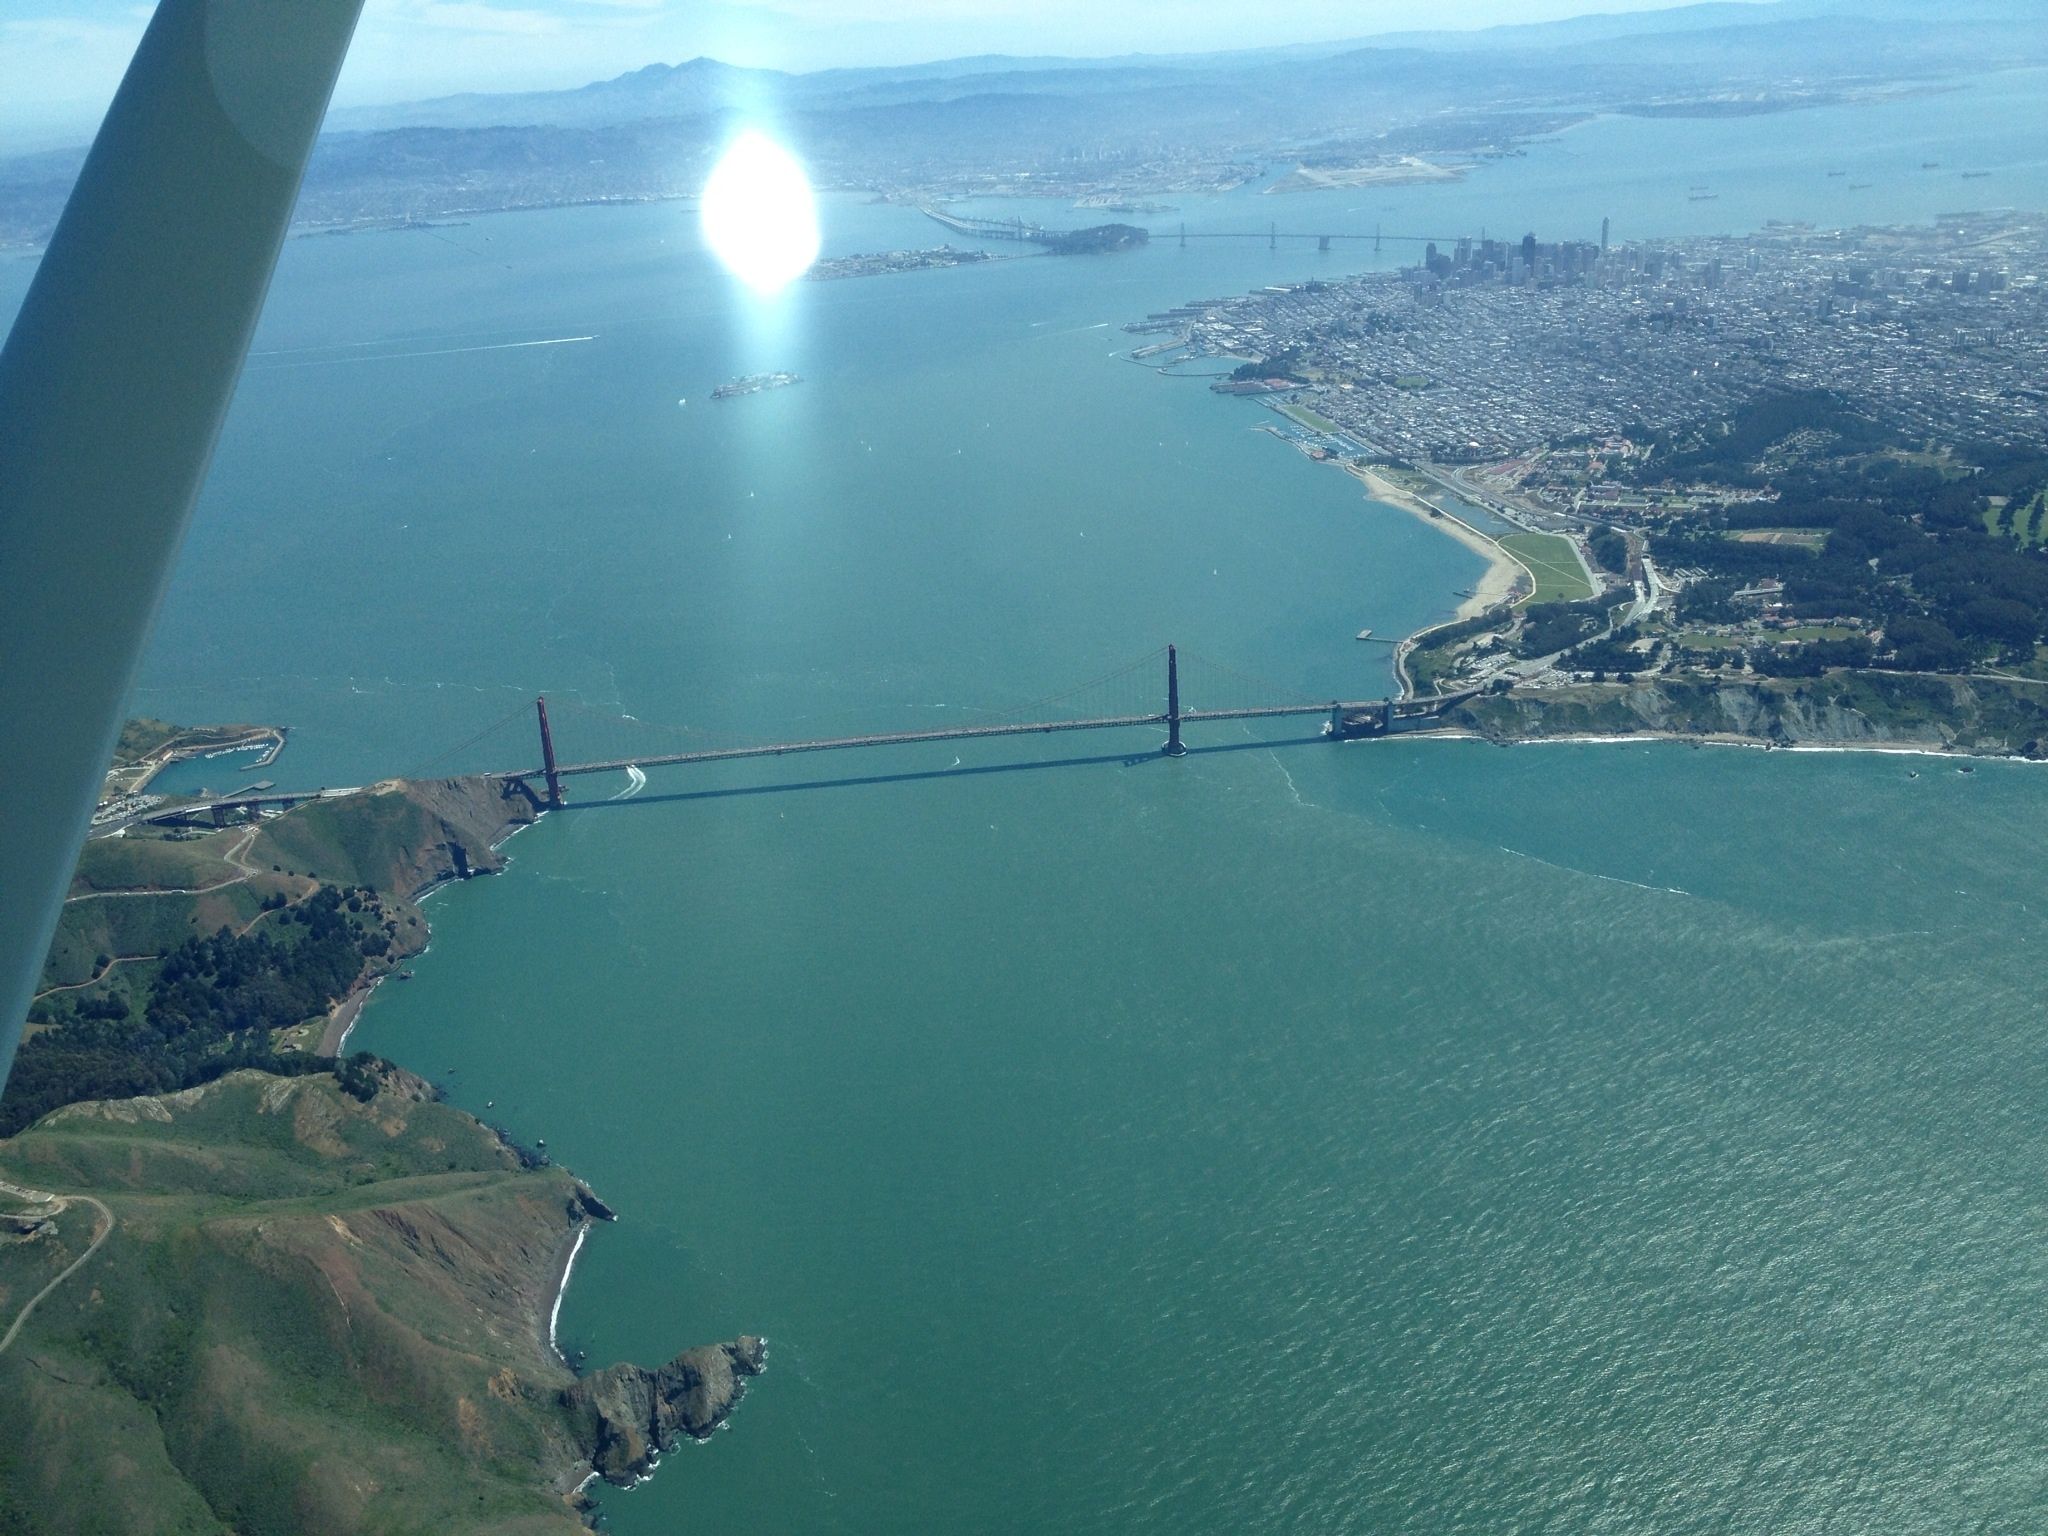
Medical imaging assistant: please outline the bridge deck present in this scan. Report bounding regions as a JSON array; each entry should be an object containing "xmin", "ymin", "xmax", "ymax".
[
  {"xmin": 536, "ymin": 700, "xmax": 1398, "ymax": 780},
  {"xmin": 1177, "ymin": 231, "xmax": 1458, "ymax": 243}
]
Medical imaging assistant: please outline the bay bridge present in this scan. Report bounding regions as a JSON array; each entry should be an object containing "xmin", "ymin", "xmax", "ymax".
[
  {"xmin": 146, "ymin": 646, "xmax": 1475, "ymax": 825},
  {"xmin": 1171, "ymin": 224, "xmax": 1467, "ymax": 254},
  {"xmin": 921, "ymin": 205, "xmax": 1467, "ymax": 257}
]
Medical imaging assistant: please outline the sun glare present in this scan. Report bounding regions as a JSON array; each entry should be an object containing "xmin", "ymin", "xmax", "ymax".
[{"xmin": 700, "ymin": 131, "xmax": 821, "ymax": 294}]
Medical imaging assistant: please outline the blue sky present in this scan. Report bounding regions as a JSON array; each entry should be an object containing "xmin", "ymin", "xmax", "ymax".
[{"xmin": 2, "ymin": 0, "xmax": 1774, "ymax": 146}]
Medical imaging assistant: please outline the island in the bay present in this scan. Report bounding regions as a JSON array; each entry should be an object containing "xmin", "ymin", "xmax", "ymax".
[
  {"xmin": 1, "ymin": 756, "xmax": 764, "ymax": 1533},
  {"xmin": 1134, "ymin": 210, "xmax": 2048, "ymax": 757},
  {"xmin": 711, "ymin": 370, "xmax": 800, "ymax": 400},
  {"xmin": 809, "ymin": 243, "xmax": 1001, "ymax": 280}
]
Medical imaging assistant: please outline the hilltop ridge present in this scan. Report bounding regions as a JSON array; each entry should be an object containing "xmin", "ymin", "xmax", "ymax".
[{"xmin": 0, "ymin": 1069, "xmax": 761, "ymax": 1534}]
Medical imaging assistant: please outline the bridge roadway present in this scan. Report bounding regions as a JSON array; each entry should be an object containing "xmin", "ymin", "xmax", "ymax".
[
  {"xmin": 1175, "ymin": 231, "xmax": 1462, "ymax": 245},
  {"xmin": 919, "ymin": 206, "xmax": 1464, "ymax": 249},
  {"xmin": 538, "ymin": 700, "xmax": 1397, "ymax": 781},
  {"xmin": 129, "ymin": 681, "xmax": 1475, "ymax": 825}
]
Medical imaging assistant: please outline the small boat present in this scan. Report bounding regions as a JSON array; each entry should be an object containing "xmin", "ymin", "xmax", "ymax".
[
  {"xmin": 1355, "ymin": 628, "xmax": 1374, "ymax": 641},
  {"xmin": 398, "ymin": 969, "xmax": 415, "ymax": 980}
]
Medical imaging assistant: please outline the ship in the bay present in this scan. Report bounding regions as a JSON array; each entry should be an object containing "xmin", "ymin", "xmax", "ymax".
[{"xmin": 711, "ymin": 371, "xmax": 801, "ymax": 400}]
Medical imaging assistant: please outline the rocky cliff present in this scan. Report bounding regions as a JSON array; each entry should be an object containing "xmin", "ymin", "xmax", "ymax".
[
  {"xmin": 1449, "ymin": 672, "xmax": 2048, "ymax": 757},
  {"xmin": 561, "ymin": 1336, "xmax": 768, "ymax": 1484},
  {"xmin": 252, "ymin": 774, "xmax": 540, "ymax": 899}
]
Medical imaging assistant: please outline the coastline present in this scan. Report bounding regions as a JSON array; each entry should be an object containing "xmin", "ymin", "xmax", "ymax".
[
  {"xmin": 322, "ymin": 789, "xmax": 550, "ymax": 1057},
  {"xmin": 318, "ymin": 973, "xmax": 384, "ymax": 1057},
  {"xmin": 1386, "ymin": 725, "xmax": 2048, "ymax": 760},
  {"xmin": 1343, "ymin": 462, "xmax": 1524, "ymax": 620},
  {"xmin": 548, "ymin": 1218, "xmax": 592, "ymax": 1362},
  {"xmin": 1433, "ymin": 672, "xmax": 2048, "ymax": 760}
]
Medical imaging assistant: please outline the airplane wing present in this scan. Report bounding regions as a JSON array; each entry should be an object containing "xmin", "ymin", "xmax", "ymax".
[{"xmin": 0, "ymin": 0, "xmax": 365, "ymax": 1090}]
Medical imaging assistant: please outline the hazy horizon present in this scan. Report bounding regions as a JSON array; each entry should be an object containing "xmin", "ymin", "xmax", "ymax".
[{"xmin": 3, "ymin": 0, "xmax": 1783, "ymax": 150}]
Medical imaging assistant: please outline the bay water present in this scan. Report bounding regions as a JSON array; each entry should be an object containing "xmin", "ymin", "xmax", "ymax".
[{"xmin": 4, "ymin": 65, "xmax": 2045, "ymax": 1532}]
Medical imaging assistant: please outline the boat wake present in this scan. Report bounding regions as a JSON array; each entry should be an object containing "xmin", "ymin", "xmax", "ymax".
[
  {"xmin": 252, "ymin": 334, "xmax": 596, "ymax": 370},
  {"xmin": 610, "ymin": 764, "xmax": 648, "ymax": 800},
  {"xmin": 1499, "ymin": 844, "xmax": 1689, "ymax": 897}
]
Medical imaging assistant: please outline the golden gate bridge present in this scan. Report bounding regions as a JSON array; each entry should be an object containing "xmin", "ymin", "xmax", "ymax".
[{"xmin": 147, "ymin": 646, "xmax": 1475, "ymax": 824}]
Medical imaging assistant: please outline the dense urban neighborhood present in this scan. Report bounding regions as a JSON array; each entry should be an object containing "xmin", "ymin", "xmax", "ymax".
[
  {"xmin": 1149, "ymin": 211, "xmax": 2047, "ymax": 462},
  {"xmin": 1138, "ymin": 212, "xmax": 2048, "ymax": 727}
]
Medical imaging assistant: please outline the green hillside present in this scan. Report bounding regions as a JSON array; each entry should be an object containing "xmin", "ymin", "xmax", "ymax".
[
  {"xmin": 0, "ymin": 1070, "xmax": 604, "ymax": 1535},
  {"xmin": 0, "ymin": 1069, "xmax": 761, "ymax": 1535},
  {"xmin": 19, "ymin": 776, "xmax": 536, "ymax": 1134},
  {"xmin": 3, "ymin": 770, "xmax": 761, "ymax": 1533}
]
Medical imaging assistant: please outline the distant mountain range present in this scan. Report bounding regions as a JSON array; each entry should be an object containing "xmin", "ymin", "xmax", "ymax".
[
  {"xmin": 320, "ymin": 0, "xmax": 2048, "ymax": 134},
  {"xmin": 3, "ymin": 0, "xmax": 2044, "ymax": 248}
]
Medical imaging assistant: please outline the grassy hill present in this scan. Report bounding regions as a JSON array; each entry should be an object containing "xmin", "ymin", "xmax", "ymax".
[
  {"xmin": 0, "ymin": 1069, "xmax": 759, "ymax": 1535},
  {"xmin": 3, "ymin": 769, "xmax": 763, "ymax": 1531},
  {"xmin": 251, "ymin": 778, "xmax": 537, "ymax": 900},
  {"xmin": 0, "ymin": 1070, "xmax": 599, "ymax": 1534},
  {"xmin": 30, "ymin": 772, "xmax": 532, "ymax": 1043}
]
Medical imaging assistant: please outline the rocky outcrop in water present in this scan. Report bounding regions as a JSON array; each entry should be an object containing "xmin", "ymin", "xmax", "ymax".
[{"xmin": 561, "ymin": 1336, "xmax": 768, "ymax": 1484}]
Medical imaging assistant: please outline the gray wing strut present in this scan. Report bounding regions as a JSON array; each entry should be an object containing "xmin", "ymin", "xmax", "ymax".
[{"xmin": 0, "ymin": 0, "xmax": 366, "ymax": 1092}]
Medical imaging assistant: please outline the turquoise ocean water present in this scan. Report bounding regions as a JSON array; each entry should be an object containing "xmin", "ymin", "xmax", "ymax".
[{"xmin": 5, "ymin": 66, "xmax": 2046, "ymax": 1533}]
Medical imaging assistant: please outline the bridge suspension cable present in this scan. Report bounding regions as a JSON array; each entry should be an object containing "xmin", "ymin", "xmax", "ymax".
[
  {"xmin": 402, "ymin": 700, "xmax": 536, "ymax": 781},
  {"xmin": 1172, "ymin": 648, "xmax": 1331, "ymax": 716},
  {"xmin": 955, "ymin": 645, "xmax": 1169, "ymax": 727}
]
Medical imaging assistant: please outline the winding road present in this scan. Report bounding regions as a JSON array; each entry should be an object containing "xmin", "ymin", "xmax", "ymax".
[{"xmin": 0, "ymin": 1180, "xmax": 114, "ymax": 1355}]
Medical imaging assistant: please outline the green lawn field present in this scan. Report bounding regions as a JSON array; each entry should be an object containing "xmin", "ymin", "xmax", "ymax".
[{"xmin": 1501, "ymin": 531, "xmax": 1595, "ymax": 605}]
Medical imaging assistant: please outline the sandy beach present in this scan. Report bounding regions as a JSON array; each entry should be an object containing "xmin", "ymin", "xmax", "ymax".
[
  {"xmin": 317, "ymin": 971, "xmax": 386, "ymax": 1057},
  {"xmin": 1344, "ymin": 462, "xmax": 1524, "ymax": 619}
]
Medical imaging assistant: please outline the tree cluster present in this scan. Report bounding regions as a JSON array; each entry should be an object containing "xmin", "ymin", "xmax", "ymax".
[
  {"xmin": 1630, "ymin": 395, "xmax": 2048, "ymax": 668},
  {"xmin": 2, "ymin": 886, "xmax": 383, "ymax": 1136},
  {"xmin": 1516, "ymin": 595, "xmax": 1628, "ymax": 657}
]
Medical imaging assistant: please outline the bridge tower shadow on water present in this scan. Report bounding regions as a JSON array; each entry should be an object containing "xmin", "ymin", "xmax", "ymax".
[
  {"xmin": 136, "ymin": 647, "xmax": 1474, "ymax": 827},
  {"xmin": 483, "ymin": 646, "xmax": 1474, "ymax": 808}
]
